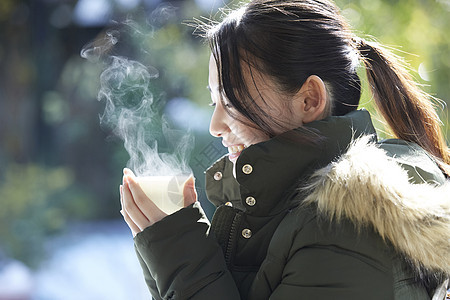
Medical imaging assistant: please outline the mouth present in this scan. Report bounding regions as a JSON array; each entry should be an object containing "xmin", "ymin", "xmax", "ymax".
[{"xmin": 227, "ymin": 144, "xmax": 246, "ymax": 162}]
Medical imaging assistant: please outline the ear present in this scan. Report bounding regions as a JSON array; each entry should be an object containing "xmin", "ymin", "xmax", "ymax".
[{"xmin": 296, "ymin": 75, "xmax": 328, "ymax": 123}]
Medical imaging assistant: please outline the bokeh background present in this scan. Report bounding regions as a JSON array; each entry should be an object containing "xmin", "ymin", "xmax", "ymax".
[{"xmin": 0, "ymin": 0, "xmax": 448, "ymax": 298}]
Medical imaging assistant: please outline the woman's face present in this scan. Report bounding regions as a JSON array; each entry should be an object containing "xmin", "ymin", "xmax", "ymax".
[{"xmin": 208, "ymin": 54, "xmax": 306, "ymax": 164}]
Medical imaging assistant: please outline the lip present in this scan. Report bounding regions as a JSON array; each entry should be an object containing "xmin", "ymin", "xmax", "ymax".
[{"xmin": 228, "ymin": 154, "xmax": 239, "ymax": 163}]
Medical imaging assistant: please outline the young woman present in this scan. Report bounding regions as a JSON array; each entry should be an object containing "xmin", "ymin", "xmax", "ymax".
[{"xmin": 120, "ymin": 0, "xmax": 450, "ymax": 299}]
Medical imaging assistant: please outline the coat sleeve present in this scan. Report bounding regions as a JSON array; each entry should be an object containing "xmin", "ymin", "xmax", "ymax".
[
  {"xmin": 134, "ymin": 247, "xmax": 162, "ymax": 300},
  {"xmin": 134, "ymin": 202, "xmax": 240, "ymax": 300}
]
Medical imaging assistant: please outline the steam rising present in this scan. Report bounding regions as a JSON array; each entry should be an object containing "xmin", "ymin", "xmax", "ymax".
[
  {"xmin": 80, "ymin": 30, "xmax": 120, "ymax": 63},
  {"xmin": 81, "ymin": 22, "xmax": 193, "ymax": 177}
]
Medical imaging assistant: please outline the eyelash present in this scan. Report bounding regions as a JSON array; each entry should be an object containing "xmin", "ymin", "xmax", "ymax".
[{"xmin": 209, "ymin": 102, "xmax": 233, "ymax": 108}]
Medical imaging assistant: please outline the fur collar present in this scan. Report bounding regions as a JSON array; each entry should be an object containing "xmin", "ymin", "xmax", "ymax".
[{"xmin": 303, "ymin": 136, "xmax": 450, "ymax": 275}]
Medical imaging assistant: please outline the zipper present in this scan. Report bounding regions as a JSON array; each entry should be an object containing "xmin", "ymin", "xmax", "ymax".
[{"xmin": 224, "ymin": 211, "xmax": 243, "ymax": 267}]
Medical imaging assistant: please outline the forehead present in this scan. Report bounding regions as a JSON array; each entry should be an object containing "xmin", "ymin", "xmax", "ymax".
[{"xmin": 208, "ymin": 54, "xmax": 219, "ymax": 87}]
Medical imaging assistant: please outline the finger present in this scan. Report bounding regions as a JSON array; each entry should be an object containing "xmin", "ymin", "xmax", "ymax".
[
  {"xmin": 122, "ymin": 168, "xmax": 135, "ymax": 187},
  {"xmin": 126, "ymin": 175, "xmax": 167, "ymax": 223},
  {"xmin": 183, "ymin": 176, "xmax": 197, "ymax": 207},
  {"xmin": 119, "ymin": 185, "xmax": 140, "ymax": 236},
  {"xmin": 119, "ymin": 184, "xmax": 124, "ymax": 208},
  {"xmin": 122, "ymin": 178, "xmax": 152, "ymax": 230},
  {"xmin": 123, "ymin": 168, "xmax": 136, "ymax": 177},
  {"xmin": 120, "ymin": 209, "xmax": 140, "ymax": 237}
]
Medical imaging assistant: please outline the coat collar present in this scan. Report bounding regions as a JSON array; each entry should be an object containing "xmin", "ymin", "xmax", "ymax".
[{"xmin": 206, "ymin": 109, "xmax": 377, "ymax": 216}]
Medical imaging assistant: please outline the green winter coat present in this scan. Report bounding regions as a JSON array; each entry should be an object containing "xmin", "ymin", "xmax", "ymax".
[{"xmin": 134, "ymin": 109, "xmax": 450, "ymax": 300}]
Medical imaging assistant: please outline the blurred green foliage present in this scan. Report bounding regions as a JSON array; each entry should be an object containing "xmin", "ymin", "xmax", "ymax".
[
  {"xmin": 336, "ymin": 0, "xmax": 450, "ymax": 138},
  {"xmin": 0, "ymin": 164, "xmax": 96, "ymax": 268}
]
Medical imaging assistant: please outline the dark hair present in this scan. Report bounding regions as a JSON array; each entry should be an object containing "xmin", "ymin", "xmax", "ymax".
[
  {"xmin": 355, "ymin": 38, "xmax": 450, "ymax": 174},
  {"xmin": 202, "ymin": 0, "xmax": 450, "ymax": 174}
]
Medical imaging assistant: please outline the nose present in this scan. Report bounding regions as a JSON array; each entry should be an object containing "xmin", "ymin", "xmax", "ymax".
[{"xmin": 209, "ymin": 102, "xmax": 230, "ymax": 138}]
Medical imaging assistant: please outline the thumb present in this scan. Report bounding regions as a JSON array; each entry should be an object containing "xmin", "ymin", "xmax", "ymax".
[{"xmin": 183, "ymin": 176, "xmax": 197, "ymax": 207}]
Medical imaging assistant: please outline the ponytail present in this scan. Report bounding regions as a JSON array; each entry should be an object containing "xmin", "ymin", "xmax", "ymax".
[{"xmin": 355, "ymin": 38, "xmax": 450, "ymax": 176}]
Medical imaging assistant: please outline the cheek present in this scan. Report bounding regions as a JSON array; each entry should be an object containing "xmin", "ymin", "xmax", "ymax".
[
  {"xmin": 226, "ymin": 114, "xmax": 270, "ymax": 145},
  {"xmin": 233, "ymin": 123, "xmax": 269, "ymax": 144}
]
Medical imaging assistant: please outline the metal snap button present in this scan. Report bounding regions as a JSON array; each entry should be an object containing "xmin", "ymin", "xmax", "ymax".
[
  {"xmin": 225, "ymin": 201, "xmax": 233, "ymax": 207},
  {"xmin": 213, "ymin": 171, "xmax": 223, "ymax": 181},
  {"xmin": 245, "ymin": 196, "xmax": 256, "ymax": 206},
  {"xmin": 242, "ymin": 164, "xmax": 253, "ymax": 174},
  {"xmin": 241, "ymin": 228, "xmax": 252, "ymax": 239}
]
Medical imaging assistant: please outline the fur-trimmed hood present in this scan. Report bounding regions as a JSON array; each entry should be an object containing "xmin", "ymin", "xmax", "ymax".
[{"xmin": 303, "ymin": 136, "xmax": 450, "ymax": 276}]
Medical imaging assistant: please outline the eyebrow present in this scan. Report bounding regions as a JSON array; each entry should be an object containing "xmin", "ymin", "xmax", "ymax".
[{"xmin": 207, "ymin": 85, "xmax": 224, "ymax": 93}]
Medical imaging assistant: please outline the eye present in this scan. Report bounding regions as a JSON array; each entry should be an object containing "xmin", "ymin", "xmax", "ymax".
[{"xmin": 209, "ymin": 102, "xmax": 216, "ymax": 107}]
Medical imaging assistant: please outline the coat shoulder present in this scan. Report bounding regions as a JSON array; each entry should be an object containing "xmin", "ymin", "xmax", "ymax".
[{"xmin": 378, "ymin": 138, "xmax": 446, "ymax": 185}]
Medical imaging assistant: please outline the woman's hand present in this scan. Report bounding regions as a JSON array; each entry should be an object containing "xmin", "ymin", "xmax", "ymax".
[{"xmin": 119, "ymin": 168, "xmax": 197, "ymax": 237}]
